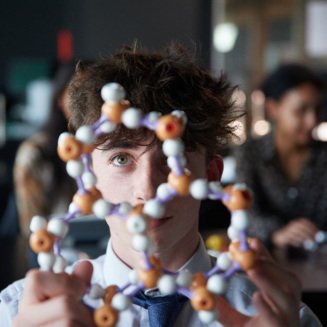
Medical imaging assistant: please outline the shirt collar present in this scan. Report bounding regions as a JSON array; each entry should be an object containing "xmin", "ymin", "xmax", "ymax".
[{"xmin": 102, "ymin": 236, "xmax": 212, "ymax": 288}]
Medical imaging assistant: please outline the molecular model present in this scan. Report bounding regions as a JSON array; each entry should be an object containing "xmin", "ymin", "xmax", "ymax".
[{"xmin": 29, "ymin": 83, "xmax": 256, "ymax": 327}]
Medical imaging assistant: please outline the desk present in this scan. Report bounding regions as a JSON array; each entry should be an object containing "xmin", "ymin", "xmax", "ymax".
[
  {"xmin": 272, "ymin": 246, "xmax": 327, "ymax": 325},
  {"xmin": 273, "ymin": 245, "xmax": 327, "ymax": 292}
]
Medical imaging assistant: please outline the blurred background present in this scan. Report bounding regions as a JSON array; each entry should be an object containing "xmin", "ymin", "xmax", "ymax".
[{"xmin": 1, "ymin": 0, "xmax": 327, "ymax": 323}]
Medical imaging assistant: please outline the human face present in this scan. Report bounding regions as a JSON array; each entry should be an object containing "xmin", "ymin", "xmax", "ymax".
[
  {"xmin": 270, "ymin": 83, "xmax": 321, "ymax": 146},
  {"xmin": 92, "ymin": 138, "xmax": 207, "ymax": 262}
]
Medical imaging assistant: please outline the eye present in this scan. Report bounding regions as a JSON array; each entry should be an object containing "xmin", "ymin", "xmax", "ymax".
[{"xmin": 110, "ymin": 153, "xmax": 132, "ymax": 167}]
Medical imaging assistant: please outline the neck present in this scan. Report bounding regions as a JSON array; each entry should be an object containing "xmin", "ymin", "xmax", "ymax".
[
  {"xmin": 151, "ymin": 229, "xmax": 200, "ymax": 271},
  {"xmin": 111, "ymin": 224, "xmax": 200, "ymax": 272}
]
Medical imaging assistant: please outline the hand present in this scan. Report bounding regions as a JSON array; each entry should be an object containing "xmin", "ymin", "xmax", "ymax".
[
  {"xmin": 216, "ymin": 239, "xmax": 301, "ymax": 327},
  {"xmin": 13, "ymin": 261, "xmax": 95, "ymax": 327},
  {"xmin": 272, "ymin": 218, "xmax": 318, "ymax": 247}
]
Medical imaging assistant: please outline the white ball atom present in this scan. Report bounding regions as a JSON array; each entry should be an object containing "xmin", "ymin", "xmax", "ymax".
[
  {"xmin": 47, "ymin": 218, "xmax": 69, "ymax": 238},
  {"xmin": 171, "ymin": 110, "xmax": 187, "ymax": 124},
  {"xmin": 82, "ymin": 171, "xmax": 97, "ymax": 189},
  {"xmin": 143, "ymin": 199, "xmax": 165, "ymax": 219},
  {"xmin": 111, "ymin": 293, "xmax": 131, "ymax": 311},
  {"xmin": 147, "ymin": 111, "xmax": 161, "ymax": 124},
  {"xmin": 156, "ymin": 183, "xmax": 174, "ymax": 201},
  {"xmin": 75, "ymin": 125, "xmax": 96, "ymax": 144},
  {"xmin": 198, "ymin": 310, "xmax": 217, "ymax": 324},
  {"xmin": 227, "ymin": 226, "xmax": 240, "ymax": 241},
  {"xmin": 126, "ymin": 215, "xmax": 147, "ymax": 234},
  {"xmin": 176, "ymin": 270, "xmax": 192, "ymax": 288},
  {"xmin": 128, "ymin": 269, "xmax": 138, "ymax": 284},
  {"xmin": 122, "ymin": 108, "xmax": 142, "ymax": 129},
  {"xmin": 167, "ymin": 155, "xmax": 186, "ymax": 170},
  {"xmin": 69, "ymin": 202, "xmax": 80, "ymax": 214},
  {"xmin": 208, "ymin": 181, "xmax": 223, "ymax": 200},
  {"xmin": 231, "ymin": 210, "xmax": 250, "ymax": 230},
  {"xmin": 89, "ymin": 283, "xmax": 106, "ymax": 299},
  {"xmin": 315, "ymin": 231, "xmax": 327, "ymax": 243},
  {"xmin": 303, "ymin": 239, "xmax": 317, "ymax": 251},
  {"xmin": 190, "ymin": 179, "xmax": 209, "ymax": 200},
  {"xmin": 207, "ymin": 275, "xmax": 226, "ymax": 295},
  {"xmin": 38, "ymin": 252, "xmax": 55, "ymax": 270},
  {"xmin": 233, "ymin": 183, "xmax": 248, "ymax": 191},
  {"xmin": 53, "ymin": 256, "xmax": 68, "ymax": 273},
  {"xmin": 101, "ymin": 83, "xmax": 125, "ymax": 103},
  {"xmin": 30, "ymin": 215, "xmax": 47, "ymax": 232},
  {"xmin": 216, "ymin": 252, "xmax": 232, "ymax": 271},
  {"xmin": 132, "ymin": 234, "xmax": 151, "ymax": 252},
  {"xmin": 92, "ymin": 199, "xmax": 112, "ymax": 219},
  {"xmin": 162, "ymin": 139, "xmax": 184, "ymax": 157},
  {"xmin": 100, "ymin": 121, "xmax": 116, "ymax": 133},
  {"xmin": 66, "ymin": 160, "xmax": 84, "ymax": 178},
  {"xmin": 118, "ymin": 202, "xmax": 133, "ymax": 216},
  {"xmin": 158, "ymin": 275, "xmax": 176, "ymax": 295},
  {"xmin": 58, "ymin": 132, "xmax": 71, "ymax": 147}
]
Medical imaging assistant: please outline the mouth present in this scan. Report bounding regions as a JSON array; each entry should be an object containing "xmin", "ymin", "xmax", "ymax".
[{"xmin": 148, "ymin": 216, "xmax": 173, "ymax": 229}]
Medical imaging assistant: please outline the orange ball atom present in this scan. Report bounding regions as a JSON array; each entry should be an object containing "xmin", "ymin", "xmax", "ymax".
[
  {"xmin": 156, "ymin": 115, "xmax": 184, "ymax": 140},
  {"xmin": 101, "ymin": 100, "xmax": 130, "ymax": 123},
  {"xmin": 229, "ymin": 241, "xmax": 257, "ymax": 271},
  {"xmin": 138, "ymin": 267, "xmax": 162, "ymax": 289},
  {"xmin": 57, "ymin": 136, "xmax": 83, "ymax": 162},
  {"xmin": 190, "ymin": 272, "xmax": 207, "ymax": 290},
  {"xmin": 168, "ymin": 171, "xmax": 192, "ymax": 196},
  {"xmin": 103, "ymin": 285, "xmax": 118, "ymax": 304},
  {"xmin": 191, "ymin": 286, "xmax": 216, "ymax": 311},
  {"xmin": 94, "ymin": 304, "xmax": 118, "ymax": 327},
  {"xmin": 222, "ymin": 185, "xmax": 252, "ymax": 211},
  {"xmin": 29, "ymin": 229, "xmax": 55, "ymax": 253},
  {"xmin": 73, "ymin": 189, "xmax": 101, "ymax": 215}
]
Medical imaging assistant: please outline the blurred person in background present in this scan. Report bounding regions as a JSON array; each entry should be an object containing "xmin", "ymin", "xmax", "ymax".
[
  {"xmin": 13, "ymin": 62, "xmax": 79, "ymax": 244},
  {"xmin": 235, "ymin": 63, "xmax": 326, "ymax": 248}
]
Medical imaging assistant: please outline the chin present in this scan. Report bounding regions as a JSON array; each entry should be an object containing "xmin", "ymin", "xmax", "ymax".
[{"xmin": 146, "ymin": 229, "xmax": 166, "ymax": 249}]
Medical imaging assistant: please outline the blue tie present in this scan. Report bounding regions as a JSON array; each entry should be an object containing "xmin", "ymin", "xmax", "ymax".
[{"xmin": 132, "ymin": 291, "xmax": 188, "ymax": 327}]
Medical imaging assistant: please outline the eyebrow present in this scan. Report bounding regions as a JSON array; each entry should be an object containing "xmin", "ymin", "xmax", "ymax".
[
  {"xmin": 100, "ymin": 141, "xmax": 140, "ymax": 151},
  {"xmin": 100, "ymin": 138, "xmax": 158, "ymax": 152}
]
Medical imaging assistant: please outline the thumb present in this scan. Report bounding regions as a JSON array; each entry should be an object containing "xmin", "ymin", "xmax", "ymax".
[{"xmin": 72, "ymin": 260, "xmax": 93, "ymax": 287}]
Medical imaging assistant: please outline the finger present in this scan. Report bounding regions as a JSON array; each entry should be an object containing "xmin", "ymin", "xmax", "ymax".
[
  {"xmin": 297, "ymin": 218, "xmax": 318, "ymax": 230},
  {"xmin": 22, "ymin": 270, "xmax": 88, "ymax": 304},
  {"xmin": 20, "ymin": 294, "xmax": 94, "ymax": 326},
  {"xmin": 287, "ymin": 228, "xmax": 314, "ymax": 246},
  {"xmin": 292, "ymin": 223, "xmax": 317, "ymax": 239},
  {"xmin": 248, "ymin": 261, "xmax": 301, "ymax": 315},
  {"xmin": 252, "ymin": 292, "xmax": 285, "ymax": 327},
  {"xmin": 215, "ymin": 296, "xmax": 249, "ymax": 326},
  {"xmin": 249, "ymin": 238, "xmax": 274, "ymax": 262},
  {"xmin": 250, "ymin": 259, "xmax": 301, "ymax": 299},
  {"xmin": 286, "ymin": 230, "xmax": 310, "ymax": 246},
  {"xmin": 72, "ymin": 260, "xmax": 93, "ymax": 287}
]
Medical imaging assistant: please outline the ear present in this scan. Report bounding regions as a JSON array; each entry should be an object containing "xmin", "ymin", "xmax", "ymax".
[{"xmin": 206, "ymin": 155, "xmax": 224, "ymax": 181}]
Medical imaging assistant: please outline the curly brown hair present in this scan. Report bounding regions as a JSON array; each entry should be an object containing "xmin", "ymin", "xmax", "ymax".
[{"xmin": 68, "ymin": 43, "xmax": 238, "ymax": 159}]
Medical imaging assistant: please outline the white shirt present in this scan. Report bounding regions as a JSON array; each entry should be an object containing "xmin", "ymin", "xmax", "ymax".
[{"xmin": 0, "ymin": 237, "xmax": 322, "ymax": 326}]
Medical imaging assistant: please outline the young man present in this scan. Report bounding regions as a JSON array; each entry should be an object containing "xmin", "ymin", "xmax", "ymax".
[{"xmin": 0, "ymin": 45, "xmax": 322, "ymax": 326}]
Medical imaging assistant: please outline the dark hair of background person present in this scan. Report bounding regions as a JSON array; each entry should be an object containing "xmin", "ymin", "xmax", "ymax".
[
  {"xmin": 39, "ymin": 60, "xmax": 93, "ymax": 177},
  {"xmin": 40, "ymin": 62, "xmax": 75, "ymax": 155},
  {"xmin": 260, "ymin": 63, "xmax": 325, "ymax": 101}
]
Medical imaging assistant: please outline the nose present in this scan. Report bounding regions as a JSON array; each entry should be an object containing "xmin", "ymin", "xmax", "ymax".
[{"xmin": 132, "ymin": 158, "xmax": 163, "ymax": 205}]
